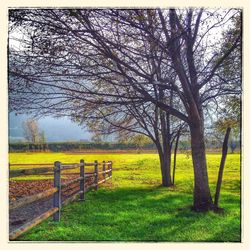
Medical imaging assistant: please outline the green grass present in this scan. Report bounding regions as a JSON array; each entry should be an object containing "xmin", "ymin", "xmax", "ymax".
[{"xmin": 9, "ymin": 152, "xmax": 241, "ymax": 241}]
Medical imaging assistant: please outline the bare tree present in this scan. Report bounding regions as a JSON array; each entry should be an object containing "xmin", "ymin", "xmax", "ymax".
[
  {"xmin": 80, "ymin": 96, "xmax": 185, "ymax": 187},
  {"xmin": 9, "ymin": 8, "xmax": 241, "ymax": 211},
  {"xmin": 22, "ymin": 119, "xmax": 40, "ymax": 143}
]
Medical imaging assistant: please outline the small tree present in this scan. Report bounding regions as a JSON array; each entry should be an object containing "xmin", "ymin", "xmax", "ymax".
[
  {"xmin": 215, "ymin": 96, "xmax": 241, "ymax": 153},
  {"xmin": 82, "ymin": 99, "xmax": 185, "ymax": 187},
  {"xmin": 22, "ymin": 119, "xmax": 46, "ymax": 147},
  {"xmin": 39, "ymin": 130, "xmax": 46, "ymax": 143},
  {"xmin": 22, "ymin": 119, "xmax": 40, "ymax": 143},
  {"xmin": 39, "ymin": 130, "xmax": 47, "ymax": 150}
]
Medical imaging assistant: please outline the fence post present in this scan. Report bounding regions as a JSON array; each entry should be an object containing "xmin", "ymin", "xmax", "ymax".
[
  {"xmin": 110, "ymin": 161, "xmax": 113, "ymax": 177},
  {"xmin": 107, "ymin": 161, "xmax": 110, "ymax": 177},
  {"xmin": 79, "ymin": 159, "xmax": 85, "ymax": 201},
  {"xmin": 94, "ymin": 160, "xmax": 98, "ymax": 190},
  {"xmin": 53, "ymin": 161, "xmax": 61, "ymax": 221},
  {"xmin": 108, "ymin": 161, "xmax": 112, "ymax": 177},
  {"xmin": 102, "ymin": 161, "xmax": 106, "ymax": 182}
]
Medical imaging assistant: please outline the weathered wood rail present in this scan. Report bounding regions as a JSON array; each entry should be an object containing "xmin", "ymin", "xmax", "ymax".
[{"xmin": 9, "ymin": 159, "xmax": 113, "ymax": 240}]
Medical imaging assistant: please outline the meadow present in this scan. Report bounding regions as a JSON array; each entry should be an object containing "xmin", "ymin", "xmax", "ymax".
[{"xmin": 9, "ymin": 152, "xmax": 241, "ymax": 241}]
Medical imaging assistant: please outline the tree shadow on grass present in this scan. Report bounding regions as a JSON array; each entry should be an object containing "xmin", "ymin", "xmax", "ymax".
[
  {"xmin": 74, "ymin": 187, "xmax": 241, "ymax": 241},
  {"xmin": 20, "ymin": 186, "xmax": 241, "ymax": 242}
]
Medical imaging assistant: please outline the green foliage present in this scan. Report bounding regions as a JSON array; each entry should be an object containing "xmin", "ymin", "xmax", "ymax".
[
  {"xmin": 9, "ymin": 142, "xmax": 157, "ymax": 152},
  {"xmin": 216, "ymin": 96, "xmax": 240, "ymax": 128},
  {"xmin": 9, "ymin": 152, "xmax": 241, "ymax": 241},
  {"xmin": 215, "ymin": 95, "xmax": 241, "ymax": 152},
  {"xmin": 118, "ymin": 134, "xmax": 153, "ymax": 150},
  {"xmin": 10, "ymin": 139, "xmax": 239, "ymax": 153},
  {"xmin": 214, "ymin": 13, "xmax": 241, "ymax": 139}
]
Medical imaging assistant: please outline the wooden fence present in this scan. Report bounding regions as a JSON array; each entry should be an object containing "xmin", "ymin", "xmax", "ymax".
[{"xmin": 9, "ymin": 159, "xmax": 113, "ymax": 240}]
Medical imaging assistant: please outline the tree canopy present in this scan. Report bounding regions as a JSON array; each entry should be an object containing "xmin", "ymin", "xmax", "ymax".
[{"xmin": 8, "ymin": 8, "xmax": 242, "ymax": 211}]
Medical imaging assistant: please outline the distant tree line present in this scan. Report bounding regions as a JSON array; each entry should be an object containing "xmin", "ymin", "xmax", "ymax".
[
  {"xmin": 9, "ymin": 141, "xmax": 155, "ymax": 152},
  {"xmin": 9, "ymin": 139, "xmax": 240, "ymax": 153}
]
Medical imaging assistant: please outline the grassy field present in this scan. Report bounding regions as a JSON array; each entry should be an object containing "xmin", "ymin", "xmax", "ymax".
[{"xmin": 9, "ymin": 152, "xmax": 241, "ymax": 241}]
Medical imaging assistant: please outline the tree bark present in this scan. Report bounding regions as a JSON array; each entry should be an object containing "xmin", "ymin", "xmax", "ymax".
[
  {"xmin": 157, "ymin": 89, "xmax": 172, "ymax": 187},
  {"xmin": 190, "ymin": 120, "xmax": 213, "ymax": 211},
  {"xmin": 172, "ymin": 128, "xmax": 181, "ymax": 185},
  {"xmin": 158, "ymin": 150, "xmax": 172, "ymax": 187},
  {"xmin": 156, "ymin": 138, "xmax": 172, "ymax": 187},
  {"xmin": 214, "ymin": 127, "xmax": 231, "ymax": 208}
]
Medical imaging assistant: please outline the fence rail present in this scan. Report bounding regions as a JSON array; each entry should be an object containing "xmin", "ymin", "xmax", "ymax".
[
  {"xmin": 61, "ymin": 177, "xmax": 83, "ymax": 188},
  {"xmin": 9, "ymin": 159, "xmax": 113, "ymax": 240},
  {"xmin": 9, "ymin": 207, "xmax": 59, "ymax": 240},
  {"xmin": 9, "ymin": 167, "xmax": 54, "ymax": 177},
  {"xmin": 9, "ymin": 187, "xmax": 58, "ymax": 211}
]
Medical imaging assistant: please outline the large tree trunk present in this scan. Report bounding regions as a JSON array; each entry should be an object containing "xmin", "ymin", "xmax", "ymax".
[
  {"xmin": 190, "ymin": 120, "xmax": 213, "ymax": 211},
  {"xmin": 155, "ymin": 138, "xmax": 172, "ymax": 187},
  {"xmin": 158, "ymin": 149, "xmax": 172, "ymax": 187},
  {"xmin": 157, "ymin": 89, "xmax": 172, "ymax": 187}
]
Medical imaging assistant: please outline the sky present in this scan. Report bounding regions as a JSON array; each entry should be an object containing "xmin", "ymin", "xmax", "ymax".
[
  {"xmin": 9, "ymin": 112, "xmax": 92, "ymax": 142},
  {"xmin": 7, "ymin": 9, "xmax": 238, "ymax": 143}
]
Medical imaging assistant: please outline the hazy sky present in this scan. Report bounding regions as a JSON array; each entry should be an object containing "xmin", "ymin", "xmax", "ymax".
[{"xmin": 9, "ymin": 112, "xmax": 92, "ymax": 142}]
